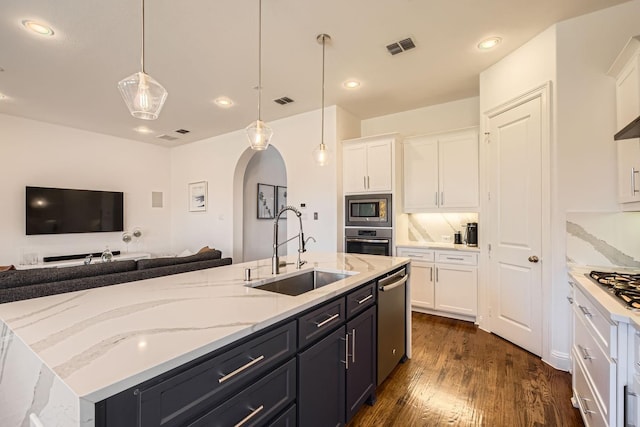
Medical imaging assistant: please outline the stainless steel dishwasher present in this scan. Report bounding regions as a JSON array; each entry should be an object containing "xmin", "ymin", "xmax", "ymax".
[{"xmin": 377, "ymin": 266, "xmax": 407, "ymax": 385}]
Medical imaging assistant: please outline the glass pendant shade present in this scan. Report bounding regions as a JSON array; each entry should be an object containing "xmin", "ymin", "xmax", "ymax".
[
  {"xmin": 246, "ymin": 119, "xmax": 273, "ymax": 150},
  {"xmin": 118, "ymin": 71, "xmax": 168, "ymax": 120},
  {"xmin": 313, "ymin": 142, "xmax": 330, "ymax": 166}
]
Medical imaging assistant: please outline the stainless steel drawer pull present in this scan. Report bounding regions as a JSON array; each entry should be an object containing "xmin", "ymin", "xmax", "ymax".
[
  {"xmin": 218, "ymin": 355, "xmax": 266, "ymax": 384},
  {"xmin": 341, "ymin": 334, "xmax": 349, "ymax": 369},
  {"xmin": 578, "ymin": 345, "xmax": 593, "ymax": 360},
  {"xmin": 356, "ymin": 294, "xmax": 373, "ymax": 305},
  {"xmin": 578, "ymin": 305, "xmax": 593, "ymax": 318},
  {"xmin": 315, "ymin": 313, "xmax": 340, "ymax": 328},
  {"xmin": 445, "ymin": 257, "xmax": 464, "ymax": 261},
  {"xmin": 580, "ymin": 398, "xmax": 596, "ymax": 415},
  {"xmin": 351, "ymin": 329, "xmax": 356, "ymax": 363},
  {"xmin": 234, "ymin": 405, "xmax": 264, "ymax": 427}
]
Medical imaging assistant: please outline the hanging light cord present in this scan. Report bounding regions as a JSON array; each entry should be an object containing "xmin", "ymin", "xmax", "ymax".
[
  {"xmin": 140, "ymin": 0, "xmax": 146, "ymax": 73},
  {"xmin": 321, "ymin": 35, "xmax": 325, "ymax": 146},
  {"xmin": 257, "ymin": 0, "xmax": 263, "ymax": 121}
]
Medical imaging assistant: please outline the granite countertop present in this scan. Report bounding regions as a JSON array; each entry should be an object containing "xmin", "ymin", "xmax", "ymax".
[
  {"xmin": 0, "ymin": 252, "xmax": 408, "ymax": 403},
  {"xmin": 396, "ymin": 241, "xmax": 480, "ymax": 253},
  {"xmin": 568, "ymin": 264, "xmax": 640, "ymax": 327}
]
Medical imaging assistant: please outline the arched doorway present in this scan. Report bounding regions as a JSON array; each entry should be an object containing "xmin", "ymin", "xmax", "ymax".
[{"xmin": 232, "ymin": 146, "xmax": 287, "ymax": 263}]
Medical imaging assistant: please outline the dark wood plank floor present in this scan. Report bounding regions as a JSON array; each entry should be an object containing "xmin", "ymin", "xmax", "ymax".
[{"xmin": 349, "ymin": 312, "xmax": 584, "ymax": 427}]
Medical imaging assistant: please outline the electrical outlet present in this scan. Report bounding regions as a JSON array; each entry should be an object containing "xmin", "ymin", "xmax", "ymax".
[
  {"xmin": 442, "ymin": 235, "xmax": 451, "ymax": 242},
  {"xmin": 314, "ymin": 212, "xmax": 318, "ymax": 220}
]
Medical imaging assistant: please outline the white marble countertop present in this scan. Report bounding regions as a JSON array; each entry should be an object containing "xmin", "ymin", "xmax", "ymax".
[
  {"xmin": 396, "ymin": 241, "xmax": 480, "ymax": 252},
  {"xmin": 568, "ymin": 264, "xmax": 640, "ymax": 327},
  {"xmin": 0, "ymin": 252, "xmax": 408, "ymax": 403}
]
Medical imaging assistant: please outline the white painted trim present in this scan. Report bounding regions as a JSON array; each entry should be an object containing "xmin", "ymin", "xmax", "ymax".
[{"xmin": 479, "ymin": 82, "xmax": 553, "ymax": 363}]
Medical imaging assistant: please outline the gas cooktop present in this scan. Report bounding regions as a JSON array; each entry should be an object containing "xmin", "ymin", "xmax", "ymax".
[{"xmin": 589, "ymin": 271, "xmax": 640, "ymax": 311}]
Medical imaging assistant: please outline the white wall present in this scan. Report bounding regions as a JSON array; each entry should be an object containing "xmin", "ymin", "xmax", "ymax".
[
  {"xmin": 0, "ymin": 114, "xmax": 172, "ymax": 265},
  {"xmin": 242, "ymin": 147, "xmax": 287, "ymax": 262},
  {"xmin": 170, "ymin": 107, "xmax": 340, "ymax": 261},
  {"xmin": 361, "ymin": 97, "xmax": 480, "ymax": 137}
]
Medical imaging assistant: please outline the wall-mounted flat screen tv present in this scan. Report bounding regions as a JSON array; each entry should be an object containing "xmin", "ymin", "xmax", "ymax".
[{"xmin": 26, "ymin": 186, "xmax": 124, "ymax": 235}]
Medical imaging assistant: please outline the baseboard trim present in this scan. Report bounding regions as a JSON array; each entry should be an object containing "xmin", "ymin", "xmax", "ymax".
[{"xmin": 543, "ymin": 349, "xmax": 570, "ymax": 372}]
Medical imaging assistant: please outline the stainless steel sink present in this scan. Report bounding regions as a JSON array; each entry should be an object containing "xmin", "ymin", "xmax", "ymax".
[{"xmin": 251, "ymin": 270, "xmax": 352, "ymax": 296}]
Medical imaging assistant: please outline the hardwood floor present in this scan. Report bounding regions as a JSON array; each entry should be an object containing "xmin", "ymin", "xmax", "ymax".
[{"xmin": 349, "ymin": 312, "xmax": 583, "ymax": 427}]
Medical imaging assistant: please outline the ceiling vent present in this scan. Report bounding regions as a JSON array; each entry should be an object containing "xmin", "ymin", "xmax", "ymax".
[
  {"xmin": 156, "ymin": 134, "xmax": 178, "ymax": 141},
  {"xmin": 386, "ymin": 37, "xmax": 416, "ymax": 55},
  {"xmin": 274, "ymin": 96, "xmax": 294, "ymax": 105},
  {"xmin": 175, "ymin": 129, "xmax": 190, "ymax": 134}
]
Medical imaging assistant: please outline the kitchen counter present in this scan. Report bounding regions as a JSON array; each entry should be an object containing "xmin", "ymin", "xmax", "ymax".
[
  {"xmin": 568, "ymin": 264, "xmax": 640, "ymax": 327},
  {"xmin": 0, "ymin": 252, "xmax": 409, "ymax": 427},
  {"xmin": 396, "ymin": 241, "xmax": 480, "ymax": 252}
]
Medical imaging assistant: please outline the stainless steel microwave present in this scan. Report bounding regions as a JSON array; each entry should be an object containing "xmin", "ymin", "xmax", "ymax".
[{"xmin": 345, "ymin": 194, "xmax": 392, "ymax": 227}]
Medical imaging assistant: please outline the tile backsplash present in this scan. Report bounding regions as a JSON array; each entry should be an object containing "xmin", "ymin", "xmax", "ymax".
[
  {"xmin": 566, "ymin": 212, "xmax": 640, "ymax": 267},
  {"xmin": 408, "ymin": 213, "xmax": 479, "ymax": 243}
]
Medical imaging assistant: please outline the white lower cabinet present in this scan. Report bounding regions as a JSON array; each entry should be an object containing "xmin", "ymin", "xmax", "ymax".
[
  {"xmin": 572, "ymin": 285, "xmax": 625, "ymax": 427},
  {"xmin": 398, "ymin": 247, "xmax": 477, "ymax": 319}
]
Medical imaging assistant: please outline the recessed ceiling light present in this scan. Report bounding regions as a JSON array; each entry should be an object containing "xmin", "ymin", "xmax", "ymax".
[
  {"xmin": 343, "ymin": 80, "xmax": 361, "ymax": 89},
  {"xmin": 0, "ymin": 93, "xmax": 7, "ymax": 100},
  {"xmin": 22, "ymin": 20, "xmax": 54, "ymax": 36},
  {"xmin": 214, "ymin": 97, "xmax": 234, "ymax": 108},
  {"xmin": 477, "ymin": 37, "xmax": 501, "ymax": 50},
  {"xmin": 134, "ymin": 126, "xmax": 154, "ymax": 134}
]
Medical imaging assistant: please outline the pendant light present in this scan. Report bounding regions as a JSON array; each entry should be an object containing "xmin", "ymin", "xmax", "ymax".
[
  {"xmin": 117, "ymin": 0, "xmax": 168, "ymax": 120},
  {"xmin": 246, "ymin": 0, "xmax": 273, "ymax": 150},
  {"xmin": 313, "ymin": 34, "xmax": 331, "ymax": 166}
]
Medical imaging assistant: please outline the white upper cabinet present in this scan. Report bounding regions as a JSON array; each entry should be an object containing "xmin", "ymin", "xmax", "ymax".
[
  {"xmin": 343, "ymin": 135, "xmax": 394, "ymax": 194},
  {"xmin": 608, "ymin": 36, "xmax": 640, "ymax": 209},
  {"xmin": 403, "ymin": 128, "xmax": 479, "ymax": 212}
]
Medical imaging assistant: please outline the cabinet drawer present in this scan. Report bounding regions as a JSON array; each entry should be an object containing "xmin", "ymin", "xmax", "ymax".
[
  {"xmin": 188, "ymin": 358, "xmax": 296, "ymax": 427},
  {"xmin": 573, "ymin": 348, "xmax": 608, "ymax": 427},
  {"xmin": 346, "ymin": 281, "xmax": 376, "ymax": 318},
  {"xmin": 634, "ymin": 327, "xmax": 640, "ymax": 373},
  {"xmin": 140, "ymin": 321, "xmax": 296, "ymax": 427},
  {"xmin": 267, "ymin": 404, "xmax": 296, "ymax": 427},
  {"xmin": 396, "ymin": 248, "xmax": 435, "ymax": 261},
  {"xmin": 298, "ymin": 298, "xmax": 346, "ymax": 348},
  {"xmin": 573, "ymin": 286, "xmax": 617, "ymax": 359},
  {"xmin": 573, "ymin": 310, "xmax": 616, "ymax": 417},
  {"xmin": 435, "ymin": 250, "xmax": 477, "ymax": 266}
]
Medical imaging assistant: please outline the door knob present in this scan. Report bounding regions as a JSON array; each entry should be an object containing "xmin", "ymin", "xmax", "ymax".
[{"xmin": 528, "ymin": 255, "xmax": 539, "ymax": 263}]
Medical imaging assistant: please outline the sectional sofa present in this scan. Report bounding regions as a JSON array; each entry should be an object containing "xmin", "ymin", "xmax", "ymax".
[{"xmin": 0, "ymin": 250, "xmax": 232, "ymax": 303}]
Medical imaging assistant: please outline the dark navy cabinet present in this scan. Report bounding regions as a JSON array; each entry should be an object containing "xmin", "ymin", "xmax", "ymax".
[{"xmin": 346, "ymin": 305, "xmax": 376, "ymax": 423}]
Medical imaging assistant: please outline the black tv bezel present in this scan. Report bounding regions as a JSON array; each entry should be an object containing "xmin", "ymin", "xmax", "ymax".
[{"xmin": 26, "ymin": 186, "xmax": 124, "ymax": 235}]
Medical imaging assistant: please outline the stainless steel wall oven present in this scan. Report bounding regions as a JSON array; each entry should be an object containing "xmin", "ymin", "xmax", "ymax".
[{"xmin": 345, "ymin": 228, "xmax": 392, "ymax": 256}]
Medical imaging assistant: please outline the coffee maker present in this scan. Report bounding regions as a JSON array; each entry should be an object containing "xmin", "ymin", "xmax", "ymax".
[{"xmin": 465, "ymin": 222, "xmax": 478, "ymax": 247}]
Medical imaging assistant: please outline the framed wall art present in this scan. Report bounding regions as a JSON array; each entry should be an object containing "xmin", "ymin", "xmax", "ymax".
[
  {"xmin": 188, "ymin": 181, "xmax": 207, "ymax": 212},
  {"xmin": 276, "ymin": 186, "xmax": 287, "ymax": 218},
  {"xmin": 257, "ymin": 183, "xmax": 275, "ymax": 219}
]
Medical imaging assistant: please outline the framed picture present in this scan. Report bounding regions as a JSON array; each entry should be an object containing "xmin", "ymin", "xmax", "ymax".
[
  {"xmin": 188, "ymin": 181, "xmax": 207, "ymax": 212},
  {"xmin": 276, "ymin": 186, "xmax": 287, "ymax": 218},
  {"xmin": 257, "ymin": 183, "xmax": 275, "ymax": 219}
]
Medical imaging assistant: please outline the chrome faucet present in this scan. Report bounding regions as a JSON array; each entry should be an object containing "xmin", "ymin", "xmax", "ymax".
[{"xmin": 272, "ymin": 206, "xmax": 315, "ymax": 274}]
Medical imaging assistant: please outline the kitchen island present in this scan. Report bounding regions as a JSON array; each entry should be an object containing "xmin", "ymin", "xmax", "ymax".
[{"xmin": 0, "ymin": 252, "xmax": 410, "ymax": 427}]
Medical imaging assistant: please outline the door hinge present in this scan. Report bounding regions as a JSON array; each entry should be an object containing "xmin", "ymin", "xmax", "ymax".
[
  {"xmin": 487, "ymin": 191, "xmax": 491, "ymax": 201},
  {"xmin": 488, "ymin": 243, "xmax": 492, "ymax": 258}
]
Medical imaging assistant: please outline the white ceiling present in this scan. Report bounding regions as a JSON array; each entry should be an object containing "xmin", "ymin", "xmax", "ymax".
[{"xmin": 0, "ymin": 0, "xmax": 631, "ymax": 147}]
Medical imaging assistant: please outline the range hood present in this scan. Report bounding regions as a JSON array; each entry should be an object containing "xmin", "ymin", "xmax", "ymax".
[{"xmin": 615, "ymin": 115, "xmax": 640, "ymax": 140}]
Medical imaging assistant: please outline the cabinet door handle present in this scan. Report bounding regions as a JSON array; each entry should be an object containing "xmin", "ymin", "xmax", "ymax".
[
  {"xmin": 315, "ymin": 313, "xmax": 340, "ymax": 328},
  {"xmin": 341, "ymin": 334, "xmax": 349, "ymax": 369},
  {"xmin": 441, "ymin": 192, "xmax": 444, "ymax": 205},
  {"xmin": 434, "ymin": 192, "xmax": 438, "ymax": 206},
  {"xmin": 632, "ymin": 168, "xmax": 639, "ymax": 195},
  {"xmin": 367, "ymin": 176, "xmax": 370, "ymax": 189},
  {"xmin": 218, "ymin": 355, "xmax": 265, "ymax": 384},
  {"xmin": 352, "ymin": 328, "xmax": 356, "ymax": 363},
  {"xmin": 580, "ymin": 397, "xmax": 596, "ymax": 415},
  {"xmin": 578, "ymin": 344, "xmax": 593, "ymax": 360},
  {"xmin": 578, "ymin": 305, "xmax": 593, "ymax": 318},
  {"xmin": 234, "ymin": 405, "xmax": 264, "ymax": 427},
  {"xmin": 363, "ymin": 176, "xmax": 367, "ymax": 189},
  {"xmin": 356, "ymin": 294, "xmax": 373, "ymax": 305},
  {"xmin": 429, "ymin": 266, "xmax": 433, "ymax": 282},
  {"xmin": 435, "ymin": 267, "xmax": 439, "ymax": 282}
]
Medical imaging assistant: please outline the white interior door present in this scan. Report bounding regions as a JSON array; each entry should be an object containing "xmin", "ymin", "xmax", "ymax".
[{"xmin": 487, "ymin": 95, "xmax": 543, "ymax": 356}]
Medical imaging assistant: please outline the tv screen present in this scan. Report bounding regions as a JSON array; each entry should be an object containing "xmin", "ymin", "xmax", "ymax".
[{"xmin": 26, "ymin": 186, "xmax": 124, "ymax": 235}]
